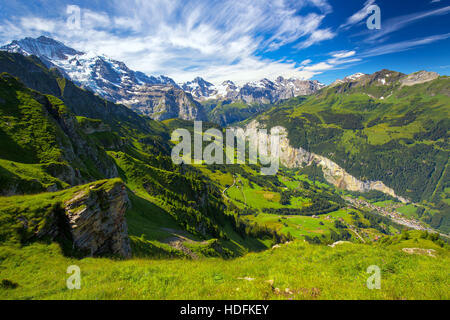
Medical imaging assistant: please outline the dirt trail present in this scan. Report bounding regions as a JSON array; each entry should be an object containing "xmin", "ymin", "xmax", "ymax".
[
  {"xmin": 222, "ymin": 175, "xmax": 236, "ymax": 200},
  {"xmin": 160, "ymin": 228, "xmax": 208, "ymax": 259}
]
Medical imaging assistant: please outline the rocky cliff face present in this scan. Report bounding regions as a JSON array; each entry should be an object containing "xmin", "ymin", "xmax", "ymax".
[
  {"xmin": 240, "ymin": 121, "xmax": 409, "ymax": 203},
  {"xmin": 124, "ymin": 84, "xmax": 207, "ymax": 121},
  {"xmin": 400, "ymin": 71, "xmax": 440, "ymax": 87},
  {"xmin": 63, "ymin": 180, "xmax": 131, "ymax": 258}
]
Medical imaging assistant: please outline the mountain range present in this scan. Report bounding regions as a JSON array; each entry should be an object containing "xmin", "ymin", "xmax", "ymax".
[
  {"xmin": 181, "ymin": 76, "xmax": 324, "ymax": 103},
  {"xmin": 1, "ymin": 36, "xmax": 325, "ymax": 121}
]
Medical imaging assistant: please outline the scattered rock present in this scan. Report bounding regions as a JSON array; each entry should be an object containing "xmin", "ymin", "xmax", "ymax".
[
  {"xmin": 402, "ymin": 248, "xmax": 436, "ymax": 258},
  {"xmin": 237, "ymin": 277, "xmax": 255, "ymax": 281},
  {"xmin": 328, "ymin": 241, "xmax": 351, "ymax": 248},
  {"xmin": 285, "ymin": 288, "xmax": 293, "ymax": 295}
]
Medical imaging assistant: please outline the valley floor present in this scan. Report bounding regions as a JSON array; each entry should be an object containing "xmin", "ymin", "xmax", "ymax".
[{"xmin": 1, "ymin": 239, "xmax": 448, "ymax": 300}]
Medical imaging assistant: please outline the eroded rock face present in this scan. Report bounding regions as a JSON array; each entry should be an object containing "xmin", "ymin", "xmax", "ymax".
[
  {"xmin": 239, "ymin": 121, "xmax": 408, "ymax": 203},
  {"xmin": 63, "ymin": 180, "xmax": 131, "ymax": 258},
  {"xmin": 400, "ymin": 71, "xmax": 439, "ymax": 87},
  {"xmin": 122, "ymin": 85, "xmax": 207, "ymax": 121}
]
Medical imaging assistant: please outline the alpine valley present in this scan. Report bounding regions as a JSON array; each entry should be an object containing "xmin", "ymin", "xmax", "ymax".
[{"xmin": 0, "ymin": 36, "xmax": 449, "ymax": 300}]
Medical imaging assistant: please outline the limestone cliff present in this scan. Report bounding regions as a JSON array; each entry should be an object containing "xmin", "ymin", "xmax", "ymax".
[
  {"xmin": 239, "ymin": 121, "xmax": 409, "ymax": 203},
  {"xmin": 63, "ymin": 180, "xmax": 131, "ymax": 258}
]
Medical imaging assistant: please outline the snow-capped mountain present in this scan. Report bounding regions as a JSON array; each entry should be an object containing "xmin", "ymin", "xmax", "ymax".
[
  {"xmin": 1, "ymin": 36, "xmax": 205, "ymax": 121},
  {"xmin": 181, "ymin": 76, "xmax": 325, "ymax": 104},
  {"xmin": 180, "ymin": 77, "xmax": 217, "ymax": 100},
  {"xmin": 330, "ymin": 73, "xmax": 366, "ymax": 86},
  {"xmin": 2, "ymin": 36, "xmax": 84, "ymax": 63},
  {"xmin": 1, "ymin": 36, "xmax": 324, "ymax": 121}
]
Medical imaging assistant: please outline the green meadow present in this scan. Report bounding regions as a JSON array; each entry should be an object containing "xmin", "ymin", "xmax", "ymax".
[{"xmin": 1, "ymin": 231, "xmax": 448, "ymax": 300}]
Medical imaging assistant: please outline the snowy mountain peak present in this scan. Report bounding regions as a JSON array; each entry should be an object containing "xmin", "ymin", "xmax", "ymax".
[
  {"xmin": 1, "ymin": 36, "xmax": 83, "ymax": 61},
  {"xmin": 331, "ymin": 72, "xmax": 367, "ymax": 86},
  {"xmin": 344, "ymin": 73, "xmax": 366, "ymax": 81},
  {"xmin": 181, "ymin": 76, "xmax": 325, "ymax": 103},
  {"xmin": 1, "ymin": 36, "xmax": 180, "ymax": 97},
  {"xmin": 180, "ymin": 77, "xmax": 217, "ymax": 100}
]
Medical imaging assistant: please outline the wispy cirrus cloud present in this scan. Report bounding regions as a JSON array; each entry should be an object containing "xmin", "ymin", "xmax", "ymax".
[
  {"xmin": 1, "ymin": 0, "xmax": 449, "ymax": 85},
  {"xmin": 339, "ymin": 0, "xmax": 376, "ymax": 30},
  {"xmin": 363, "ymin": 6, "xmax": 450, "ymax": 43},
  {"xmin": 301, "ymin": 50, "xmax": 361, "ymax": 72},
  {"xmin": 296, "ymin": 28, "xmax": 335, "ymax": 49},
  {"xmin": 360, "ymin": 33, "xmax": 450, "ymax": 57},
  {"xmin": 0, "ymin": 0, "xmax": 338, "ymax": 84}
]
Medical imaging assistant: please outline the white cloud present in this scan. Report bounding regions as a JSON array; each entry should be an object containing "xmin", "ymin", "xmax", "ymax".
[
  {"xmin": 301, "ymin": 59, "xmax": 312, "ymax": 65},
  {"xmin": 361, "ymin": 33, "xmax": 450, "ymax": 57},
  {"xmin": 301, "ymin": 50, "xmax": 360, "ymax": 73},
  {"xmin": 82, "ymin": 10, "xmax": 111, "ymax": 29},
  {"xmin": 331, "ymin": 50, "xmax": 356, "ymax": 59},
  {"xmin": 303, "ymin": 62, "xmax": 333, "ymax": 72},
  {"xmin": 19, "ymin": 17, "xmax": 56, "ymax": 33},
  {"xmin": 296, "ymin": 28, "xmax": 335, "ymax": 49},
  {"xmin": 364, "ymin": 6, "xmax": 450, "ymax": 43},
  {"xmin": 0, "ymin": 0, "xmax": 337, "ymax": 85}
]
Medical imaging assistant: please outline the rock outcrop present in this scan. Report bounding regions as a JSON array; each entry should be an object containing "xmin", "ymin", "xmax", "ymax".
[
  {"xmin": 124, "ymin": 84, "xmax": 207, "ymax": 121},
  {"xmin": 63, "ymin": 180, "xmax": 131, "ymax": 258},
  {"xmin": 238, "ymin": 121, "xmax": 408, "ymax": 203},
  {"xmin": 400, "ymin": 71, "xmax": 439, "ymax": 87}
]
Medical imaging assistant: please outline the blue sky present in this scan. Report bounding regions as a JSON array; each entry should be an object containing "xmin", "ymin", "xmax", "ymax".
[{"xmin": 0, "ymin": 0, "xmax": 449, "ymax": 85}]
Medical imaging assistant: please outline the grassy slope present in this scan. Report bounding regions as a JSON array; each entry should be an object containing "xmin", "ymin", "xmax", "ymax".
[
  {"xmin": 109, "ymin": 151, "xmax": 269, "ymax": 255},
  {"xmin": 0, "ymin": 73, "xmax": 118, "ymax": 189},
  {"xmin": 0, "ymin": 231, "xmax": 448, "ymax": 300},
  {"xmin": 247, "ymin": 75, "xmax": 450, "ymax": 233},
  {"xmin": 0, "ymin": 178, "xmax": 122, "ymax": 245},
  {"xmin": 0, "ymin": 74, "xmax": 268, "ymax": 260}
]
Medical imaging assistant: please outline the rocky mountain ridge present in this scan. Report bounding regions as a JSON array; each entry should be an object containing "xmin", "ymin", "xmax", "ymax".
[
  {"xmin": 1, "ymin": 37, "xmax": 325, "ymax": 119},
  {"xmin": 181, "ymin": 76, "xmax": 325, "ymax": 104}
]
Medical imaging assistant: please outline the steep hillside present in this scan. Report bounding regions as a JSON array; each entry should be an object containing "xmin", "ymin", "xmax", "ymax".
[
  {"xmin": 205, "ymin": 100, "xmax": 273, "ymax": 126},
  {"xmin": 0, "ymin": 73, "xmax": 118, "ymax": 193},
  {"xmin": 0, "ymin": 179, "xmax": 131, "ymax": 257},
  {"xmin": 0, "ymin": 63, "xmax": 283, "ymax": 259},
  {"xmin": 245, "ymin": 70, "xmax": 449, "ymax": 232}
]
